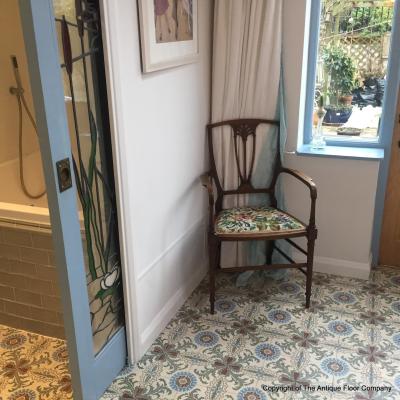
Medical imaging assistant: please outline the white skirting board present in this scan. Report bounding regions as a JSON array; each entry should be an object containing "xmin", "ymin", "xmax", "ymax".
[
  {"xmin": 136, "ymin": 218, "xmax": 207, "ymax": 358},
  {"xmin": 313, "ymin": 255, "xmax": 371, "ymax": 280},
  {"xmin": 294, "ymin": 251, "xmax": 371, "ymax": 280}
]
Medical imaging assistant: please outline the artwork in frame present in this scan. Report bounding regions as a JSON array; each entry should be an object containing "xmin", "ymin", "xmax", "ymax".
[{"xmin": 138, "ymin": 0, "xmax": 199, "ymax": 73}]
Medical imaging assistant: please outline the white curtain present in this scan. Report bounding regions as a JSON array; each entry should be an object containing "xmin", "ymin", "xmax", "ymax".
[{"xmin": 211, "ymin": 0, "xmax": 282, "ymax": 267}]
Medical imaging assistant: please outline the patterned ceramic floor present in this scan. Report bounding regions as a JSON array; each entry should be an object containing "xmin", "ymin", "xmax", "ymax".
[
  {"xmin": 102, "ymin": 266, "xmax": 400, "ymax": 400},
  {"xmin": 0, "ymin": 324, "xmax": 72, "ymax": 400}
]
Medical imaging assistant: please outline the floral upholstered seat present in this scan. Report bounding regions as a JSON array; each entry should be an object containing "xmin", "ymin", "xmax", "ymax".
[{"xmin": 215, "ymin": 206, "xmax": 306, "ymax": 236}]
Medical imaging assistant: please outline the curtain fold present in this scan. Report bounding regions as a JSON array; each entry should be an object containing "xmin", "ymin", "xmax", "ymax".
[
  {"xmin": 211, "ymin": 0, "xmax": 284, "ymax": 271},
  {"xmin": 212, "ymin": 0, "xmax": 281, "ymax": 119}
]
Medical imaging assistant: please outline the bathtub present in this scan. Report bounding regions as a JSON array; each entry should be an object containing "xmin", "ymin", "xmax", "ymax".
[
  {"xmin": 0, "ymin": 151, "xmax": 83, "ymax": 226},
  {"xmin": 0, "ymin": 151, "xmax": 65, "ymax": 337},
  {"xmin": 0, "ymin": 149, "xmax": 50, "ymax": 232},
  {"xmin": 0, "ymin": 150, "xmax": 50, "ymax": 226},
  {"xmin": 0, "ymin": 150, "xmax": 94, "ymax": 343},
  {"xmin": 0, "ymin": 151, "xmax": 48, "ymax": 209}
]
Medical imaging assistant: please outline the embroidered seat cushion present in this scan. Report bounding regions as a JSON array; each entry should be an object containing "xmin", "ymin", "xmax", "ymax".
[{"xmin": 215, "ymin": 206, "xmax": 306, "ymax": 236}]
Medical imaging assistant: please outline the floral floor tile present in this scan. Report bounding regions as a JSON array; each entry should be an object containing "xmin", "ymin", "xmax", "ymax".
[
  {"xmin": 315, "ymin": 286, "xmax": 368, "ymax": 315},
  {"xmin": 0, "ymin": 324, "xmax": 72, "ymax": 400},
  {"xmin": 103, "ymin": 267, "xmax": 400, "ymax": 400}
]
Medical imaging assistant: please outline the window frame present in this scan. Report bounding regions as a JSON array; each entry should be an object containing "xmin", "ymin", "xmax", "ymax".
[{"xmin": 303, "ymin": 0, "xmax": 400, "ymax": 151}]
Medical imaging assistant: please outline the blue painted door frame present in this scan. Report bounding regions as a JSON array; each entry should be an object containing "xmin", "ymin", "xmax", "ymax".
[{"xmin": 18, "ymin": 1, "xmax": 126, "ymax": 399}]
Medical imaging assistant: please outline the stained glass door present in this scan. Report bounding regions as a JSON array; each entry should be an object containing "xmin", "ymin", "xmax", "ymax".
[{"xmin": 18, "ymin": 0, "xmax": 127, "ymax": 398}]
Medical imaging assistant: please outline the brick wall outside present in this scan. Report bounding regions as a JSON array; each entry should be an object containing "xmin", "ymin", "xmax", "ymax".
[{"xmin": 0, "ymin": 223, "xmax": 65, "ymax": 339}]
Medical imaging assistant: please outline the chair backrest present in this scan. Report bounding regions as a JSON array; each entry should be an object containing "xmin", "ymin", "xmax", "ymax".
[{"xmin": 207, "ymin": 118, "xmax": 281, "ymax": 210}]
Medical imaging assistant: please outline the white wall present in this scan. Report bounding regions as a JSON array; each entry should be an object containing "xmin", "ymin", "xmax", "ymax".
[
  {"xmin": 102, "ymin": 0, "xmax": 379, "ymax": 364},
  {"xmin": 102, "ymin": 0, "xmax": 212, "ymax": 360},
  {"xmin": 282, "ymin": 0, "xmax": 380, "ymax": 279}
]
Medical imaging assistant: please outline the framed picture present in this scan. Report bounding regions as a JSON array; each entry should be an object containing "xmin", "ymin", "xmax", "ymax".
[{"xmin": 138, "ymin": 0, "xmax": 199, "ymax": 73}]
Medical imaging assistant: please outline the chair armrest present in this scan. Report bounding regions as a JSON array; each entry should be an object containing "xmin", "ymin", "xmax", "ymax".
[
  {"xmin": 200, "ymin": 172, "xmax": 215, "ymax": 228},
  {"xmin": 278, "ymin": 167, "xmax": 317, "ymax": 199},
  {"xmin": 277, "ymin": 167, "xmax": 317, "ymax": 230}
]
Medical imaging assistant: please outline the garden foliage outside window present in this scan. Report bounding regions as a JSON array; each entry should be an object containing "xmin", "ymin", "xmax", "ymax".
[{"xmin": 313, "ymin": 0, "xmax": 394, "ymax": 140}]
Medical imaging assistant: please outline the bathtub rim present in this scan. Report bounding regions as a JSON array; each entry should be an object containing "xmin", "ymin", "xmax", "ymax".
[
  {"xmin": 0, "ymin": 201, "xmax": 51, "ymax": 227},
  {"xmin": 0, "ymin": 201, "xmax": 84, "ymax": 230}
]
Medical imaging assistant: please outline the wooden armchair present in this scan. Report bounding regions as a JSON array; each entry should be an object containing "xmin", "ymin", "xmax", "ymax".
[{"xmin": 201, "ymin": 119, "xmax": 317, "ymax": 314}]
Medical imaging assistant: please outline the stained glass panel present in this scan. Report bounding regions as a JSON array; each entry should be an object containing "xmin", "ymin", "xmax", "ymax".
[{"xmin": 53, "ymin": 0, "xmax": 124, "ymax": 355}]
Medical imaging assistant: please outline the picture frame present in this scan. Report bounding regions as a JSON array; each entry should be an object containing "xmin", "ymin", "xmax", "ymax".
[{"xmin": 137, "ymin": 0, "xmax": 199, "ymax": 73}]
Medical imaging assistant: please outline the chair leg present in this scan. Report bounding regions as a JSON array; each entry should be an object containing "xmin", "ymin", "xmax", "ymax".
[
  {"xmin": 305, "ymin": 234, "xmax": 316, "ymax": 309},
  {"xmin": 208, "ymin": 235, "xmax": 218, "ymax": 314},
  {"xmin": 266, "ymin": 240, "xmax": 274, "ymax": 265},
  {"xmin": 217, "ymin": 242, "xmax": 222, "ymax": 269}
]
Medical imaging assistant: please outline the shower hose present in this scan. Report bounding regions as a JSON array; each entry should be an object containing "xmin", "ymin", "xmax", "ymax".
[{"xmin": 10, "ymin": 55, "xmax": 46, "ymax": 199}]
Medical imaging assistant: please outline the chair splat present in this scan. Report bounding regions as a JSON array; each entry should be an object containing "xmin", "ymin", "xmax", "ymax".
[{"xmin": 232, "ymin": 122, "xmax": 257, "ymax": 190}]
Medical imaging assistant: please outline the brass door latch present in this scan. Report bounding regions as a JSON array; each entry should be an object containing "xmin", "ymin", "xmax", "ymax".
[{"xmin": 56, "ymin": 158, "xmax": 73, "ymax": 192}]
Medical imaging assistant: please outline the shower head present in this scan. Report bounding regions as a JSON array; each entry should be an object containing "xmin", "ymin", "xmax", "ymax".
[
  {"xmin": 11, "ymin": 55, "xmax": 18, "ymax": 69},
  {"xmin": 9, "ymin": 55, "xmax": 23, "ymax": 95}
]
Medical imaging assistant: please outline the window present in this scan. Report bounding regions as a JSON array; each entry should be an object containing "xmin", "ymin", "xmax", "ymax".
[{"xmin": 305, "ymin": 0, "xmax": 397, "ymax": 146}]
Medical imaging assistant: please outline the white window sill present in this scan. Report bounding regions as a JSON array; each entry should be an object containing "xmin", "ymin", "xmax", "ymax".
[{"xmin": 297, "ymin": 144, "xmax": 384, "ymax": 160}]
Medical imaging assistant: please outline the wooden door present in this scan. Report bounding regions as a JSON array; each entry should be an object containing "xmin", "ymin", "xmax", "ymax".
[
  {"xmin": 19, "ymin": 1, "xmax": 127, "ymax": 398},
  {"xmin": 380, "ymin": 93, "xmax": 400, "ymax": 266}
]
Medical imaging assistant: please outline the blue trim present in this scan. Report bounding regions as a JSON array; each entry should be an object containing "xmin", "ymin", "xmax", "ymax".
[
  {"xmin": 19, "ymin": 2, "xmax": 93, "ymax": 398},
  {"xmin": 303, "ymin": 0, "xmax": 322, "ymax": 144},
  {"xmin": 297, "ymin": 144, "xmax": 384, "ymax": 160},
  {"xmin": 93, "ymin": 327, "xmax": 127, "ymax": 399},
  {"xmin": 371, "ymin": 0, "xmax": 400, "ymax": 265}
]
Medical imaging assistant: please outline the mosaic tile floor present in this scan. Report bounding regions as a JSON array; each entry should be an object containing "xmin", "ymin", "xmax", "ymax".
[
  {"xmin": 102, "ymin": 266, "xmax": 400, "ymax": 400},
  {"xmin": 0, "ymin": 324, "xmax": 72, "ymax": 400}
]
